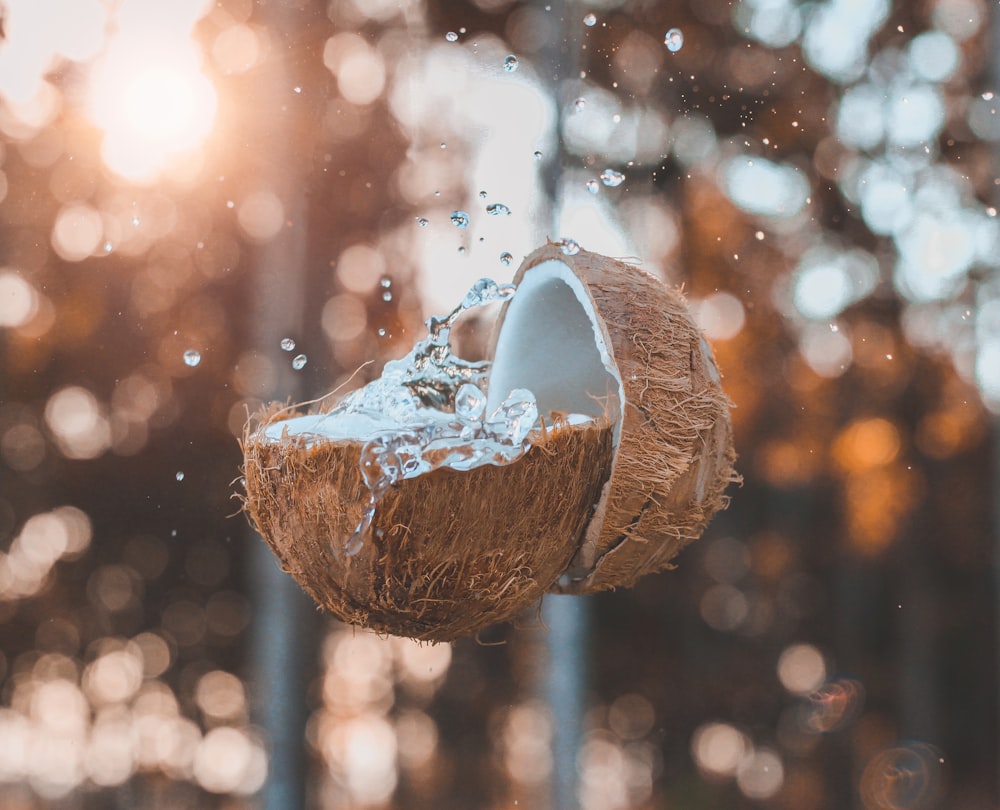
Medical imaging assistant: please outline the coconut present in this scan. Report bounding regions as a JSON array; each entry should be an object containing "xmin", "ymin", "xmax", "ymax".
[{"xmin": 241, "ymin": 242, "xmax": 736, "ymax": 641}]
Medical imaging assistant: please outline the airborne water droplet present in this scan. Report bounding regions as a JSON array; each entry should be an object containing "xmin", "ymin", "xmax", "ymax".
[
  {"xmin": 280, "ymin": 337, "xmax": 295, "ymax": 351},
  {"xmin": 586, "ymin": 179, "xmax": 599, "ymax": 194},
  {"xmin": 500, "ymin": 251, "xmax": 513, "ymax": 266},
  {"xmin": 664, "ymin": 27, "xmax": 684, "ymax": 52},
  {"xmin": 573, "ymin": 97, "xmax": 586, "ymax": 112},
  {"xmin": 503, "ymin": 54, "xmax": 519, "ymax": 72},
  {"xmin": 445, "ymin": 31, "xmax": 458, "ymax": 42},
  {"xmin": 382, "ymin": 290, "xmax": 393, "ymax": 301},
  {"xmin": 292, "ymin": 354, "xmax": 307, "ymax": 370},
  {"xmin": 454, "ymin": 382, "xmax": 486, "ymax": 420},
  {"xmin": 175, "ymin": 471, "xmax": 185, "ymax": 481},
  {"xmin": 450, "ymin": 210, "xmax": 470, "ymax": 228},
  {"xmin": 533, "ymin": 150, "xmax": 543, "ymax": 160},
  {"xmin": 183, "ymin": 349, "xmax": 201, "ymax": 367},
  {"xmin": 600, "ymin": 168, "xmax": 625, "ymax": 187},
  {"xmin": 583, "ymin": 12, "xmax": 597, "ymax": 26},
  {"xmin": 416, "ymin": 216, "xmax": 429, "ymax": 227},
  {"xmin": 486, "ymin": 202, "xmax": 511, "ymax": 216},
  {"xmin": 558, "ymin": 238, "xmax": 580, "ymax": 256}
]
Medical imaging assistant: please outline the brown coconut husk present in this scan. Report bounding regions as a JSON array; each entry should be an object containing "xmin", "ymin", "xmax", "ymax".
[
  {"xmin": 503, "ymin": 243, "xmax": 738, "ymax": 595},
  {"xmin": 242, "ymin": 409, "xmax": 614, "ymax": 642},
  {"xmin": 241, "ymin": 243, "xmax": 736, "ymax": 640}
]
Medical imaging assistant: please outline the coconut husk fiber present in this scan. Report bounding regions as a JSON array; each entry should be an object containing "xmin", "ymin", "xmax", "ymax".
[
  {"xmin": 242, "ymin": 412, "xmax": 614, "ymax": 642},
  {"xmin": 505, "ymin": 243, "xmax": 739, "ymax": 595},
  {"xmin": 241, "ymin": 243, "xmax": 737, "ymax": 640}
]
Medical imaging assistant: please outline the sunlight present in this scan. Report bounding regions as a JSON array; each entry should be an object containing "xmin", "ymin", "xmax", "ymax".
[{"xmin": 87, "ymin": 2, "xmax": 216, "ymax": 183}]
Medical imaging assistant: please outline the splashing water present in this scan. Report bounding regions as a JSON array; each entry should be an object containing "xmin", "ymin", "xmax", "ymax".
[
  {"xmin": 556, "ymin": 238, "xmax": 581, "ymax": 256},
  {"xmin": 586, "ymin": 179, "xmax": 599, "ymax": 194},
  {"xmin": 183, "ymin": 349, "xmax": 201, "ymax": 367},
  {"xmin": 503, "ymin": 54, "xmax": 519, "ymax": 73},
  {"xmin": 600, "ymin": 169, "xmax": 625, "ymax": 187},
  {"xmin": 500, "ymin": 251, "xmax": 513, "ymax": 266},
  {"xmin": 486, "ymin": 202, "xmax": 511, "ymax": 216},
  {"xmin": 664, "ymin": 28, "xmax": 684, "ymax": 52},
  {"xmin": 292, "ymin": 354, "xmax": 307, "ymax": 370},
  {"xmin": 450, "ymin": 210, "xmax": 470, "ymax": 228},
  {"xmin": 311, "ymin": 278, "xmax": 543, "ymax": 556},
  {"xmin": 583, "ymin": 13, "xmax": 597, "ymax": 26},
  {"xmin": 280, "ymin": 337, "xmax": 296, "ymax": 351}
]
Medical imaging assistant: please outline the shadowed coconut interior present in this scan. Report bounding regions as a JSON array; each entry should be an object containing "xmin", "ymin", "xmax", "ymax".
[{"xmin": 489, "ymin": 259, "xmax": 623, "ymax": 435}]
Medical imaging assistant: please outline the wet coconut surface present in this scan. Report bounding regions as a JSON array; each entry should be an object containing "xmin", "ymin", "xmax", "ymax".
[{"xmin": 242, "ymin": 242, "xmax": 737, "ymax": 640}]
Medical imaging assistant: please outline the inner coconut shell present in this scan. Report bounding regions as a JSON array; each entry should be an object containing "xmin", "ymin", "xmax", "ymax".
[{"xmin": 490, "ymin": 243, "xmax": 739, "ymax": 595}]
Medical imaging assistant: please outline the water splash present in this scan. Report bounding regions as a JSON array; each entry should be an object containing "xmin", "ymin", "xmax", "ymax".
[
  {"xmin": 556, "ymin": 238, "xmax": 581, "ymax": 256},
  {"xmin": 503, "ymin": 54, "xmax": 519, "ymax": 73},
  {"xmin": 664, "ymin": 28, "xmax": 684, "ymax": 52},
  {"xmin": 280, "ymin": 337, "xmax": 296, "ymax": 351},
  {"xmin": 450, "ymin": 210, "xmax": 470, "ymax": 228},
  {"xmin": 183, "ymin": 349, "xmax": 201, "ymax": 367},
  {"xmin": 586, "ymin": 179, "xmax": 599, "ymax": 194},
  {"xmin": 500, "ymin": 251, "xmax": 513, "ymax": 266},
  {"xmin": 316, "ymin": 278, "xmax": 538, "ymax": 556},
  {"xmin": 600, "ymin": 169, "xmax": 626, "ymax": 187},
  {"xmin": 486, "ymin": 202, "xmax": 511, "ymax": 216},
  {"xmin": 583, "ymin": 13, "xmax": 597, "ymax": 26},
  {"xmin": 292, "ymin": 354, "xmax": 307, "ymax": 370}
]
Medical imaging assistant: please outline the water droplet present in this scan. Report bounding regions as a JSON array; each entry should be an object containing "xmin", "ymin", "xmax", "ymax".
[
  {"xmin": 503, "ymin": 54, "xmax": 519, "ymax": 72},
  {"xmin": 445, "ymin": 31, "xmax": 458, "ymax": 42},
  {"xmin": 454, "ymin": 382, "xmax": 486, "ymax": 420},
  {"xmin": 457, "ymin": 246, "xmax": 466, "ymax": 254},
  {"xmin": 586, "ymin": 179, "xmax": 599, "ymax": 194},
  {"xmin": 380, "ymin": 277, "xmax": 392, "ymax": 288},
  {"xmin": 583, "ymin": 12, "xmax": 597, "ymax": 26},
  {"xmin": 131, "ymin": 216, "xmax": 140, "ymax": 227},
  {"xmin": 486, "ymin": 389, "xmax": 538, "ymax": 445},
  {"xmin": 293, "ymin": 85, "xmax": 302, "ymax": 94},
  {"xmin": 558, "ymin": 238, "xmax": 580, "ymax": 256},
  {"xmin": 175, "ymin": 471, "xmax": 185, "ymax": 481},
  {"xmin": 183, "ymin": 349, "xmax": 201, "ymax": 367},
  {"xmin": 103, "ymin": 241, "xmax": 113, "ymax": 253},
  {"xmin": 573, "ymin": 97, "xmax": 586, "ymax": 112},
  {"xmin": 382, "ymin": 290, "xmax": 393, "ymax": 301},
  {"xmin": 664, "ymin": 27, "xmax": 684, "ymax": 52},
  {"xmin": 280, "ymin": 337, "xmax": 296, "ymax": 351},
  {"xmin": 479, "ymin": 190, "xmax": 488, "ymax": 199},
  {"xmin": 292, "ymin": 354, "xmax": 307, "ymax": 370},
  {"xmin": 600, "ymin": 168, "xmax": 625, "ymax": 187},
  {"xmin": 982, "ymin": 91, "xmax": 995, "ymax": 100},
  {"xmin": 486, "ymin": 202, "xmax": 511, "ymax": 216},
  {"xmin": 416, "ymin": 216, "xmax": 429, "ymax": 227},
  {"xmin": 377, "ymin": 327, "xmax": 387, "ymax": 337},
  {"xmin": 450, "ymin": 210, "xmax": 470, "ymax": 228},
  {"xmin": 533, "ymin": 150, "xmax": 543, "ymax": 160},
  {"xmin": 500, "ymin": 251, "xmax": 513, "ymax": 266}
]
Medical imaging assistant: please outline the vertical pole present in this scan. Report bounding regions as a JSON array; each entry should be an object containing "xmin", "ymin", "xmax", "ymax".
[
  {"xmin": 242, "ymin": 7, "xmax": 319, "ymax": 810},
  {"xmin": 990, "ymin": 7, "xmax": 1000, "ymax": 803},
  {"xmin": 536, "ymin": 2, "xmax": 587, "ymax": 808}
]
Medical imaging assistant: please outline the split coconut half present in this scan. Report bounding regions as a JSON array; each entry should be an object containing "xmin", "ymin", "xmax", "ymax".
[{"xmin": 242, "ymin": 242, "xmax": 737, "ymax": 642}]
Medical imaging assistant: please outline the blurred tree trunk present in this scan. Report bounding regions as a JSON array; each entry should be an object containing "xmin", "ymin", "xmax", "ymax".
[{"xmin": 242, "ymin": 3, "xmax": 324, "ymax": 808}]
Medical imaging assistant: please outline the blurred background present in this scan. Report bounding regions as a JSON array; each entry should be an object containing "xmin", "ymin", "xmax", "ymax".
[{"xmin": 0, "ymin": 0, "xmax": 998, "ymax": 807}]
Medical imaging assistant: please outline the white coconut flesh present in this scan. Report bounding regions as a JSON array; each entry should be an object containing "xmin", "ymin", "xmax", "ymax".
[
  {"xmin": 488, "ymin": 258, "xmax": 624, "ymax": 441},
  {"xmin": 258, "ymin": 258, "xmax": 622, "ymax": 491}
]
